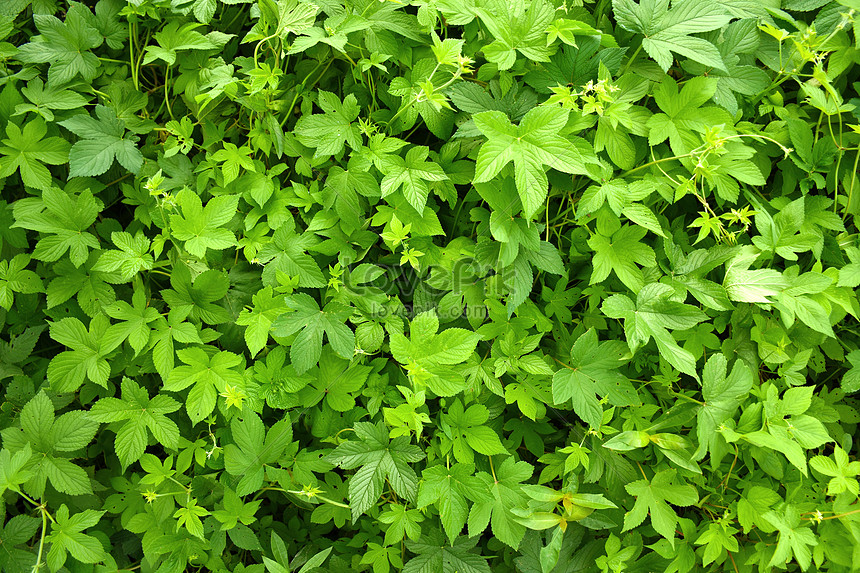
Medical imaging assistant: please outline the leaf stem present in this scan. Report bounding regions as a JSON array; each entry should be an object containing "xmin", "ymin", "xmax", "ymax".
[
  {"xmin": 620, "ymin": 44, "xmax": 643, "ymax": 76},
  {"xmin": 32, "ymin": 506, "xmax": 47, "ymax": 573}
]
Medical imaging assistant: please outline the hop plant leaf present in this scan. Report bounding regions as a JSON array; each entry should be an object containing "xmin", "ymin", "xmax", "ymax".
[
  {"xmin": 612, "ymin": 0, "xmax": 731, "ymax": 72},
  {"xmin": 623, "ymin": 469, "xmax": 699, "ymax": 545},
  {"xmin": 472, "ymin": 106, "xmax": 598, "ymax": 219},
  {"xmin": 59, "ymin": 105, "xmax": 143, "ymax": 177},
  {"xmin": 327, "ymin": 421, "xmax": 425, "ymax": 520},
  {"xmin": 270, "ymin": 293, "xmax": 355, "ymax": 374},
  {"xmin": 0, "ymin": 117, "xmax": 70, "ymax": 190},
  {"xmin": 88, "ymin": 377, "xmax": 182, "ymax": 468}
]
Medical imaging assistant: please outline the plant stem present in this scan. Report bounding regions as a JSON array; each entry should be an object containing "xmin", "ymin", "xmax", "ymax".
[
  {"xmin": 32, "ymin": 507, "xmax": 47, "ymax": 573},
  {"xmin": 620, "ymin": 44, "xmax": 642, "ymax": 75}
]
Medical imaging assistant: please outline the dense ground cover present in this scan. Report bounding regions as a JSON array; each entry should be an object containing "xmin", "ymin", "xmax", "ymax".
[{"xmin": 0, "ymin": 0, "xmax": 859, "ymax": 571}]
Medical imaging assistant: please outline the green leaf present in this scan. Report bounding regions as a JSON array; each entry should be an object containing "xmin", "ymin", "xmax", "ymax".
[
  {"xmin": 294, "ymin": 91, "xmax": 362, "ymax": 158},
  {"xmin": 417, "ymin": 462, "xmax": 490, "ymax": 544},
  {"xmin": 91, "ymin": 231, "xmax": 155, "ymax": 281},
  {"xmin": 553, "ymin": 328, "xmax": 640, "ymax": 429},
  {"xmin": 169, "ymin": 189, "xmax": 239, "ymax": 257},
  {"xmin": 224, "ymin": 409, "xmax": 293, "ymax": 496},
  {"xmin": 46, "ymin": 505, "xmax": 106, "ymax": 572},
  {"xmin": 0, "ymin": 117, "xmax": 70, "ymax": 190},
  {"xmin": 695, "ymin": 522, "xmax": 739, "ymax": 567},
  {"xmin": 327, "ymin": 421, "xmax": 425, "ymax": 520},
  {"xmin": 694, "ymin": 353, "xmax": 752, "ymax": 460},
  {"xmin": 389, "ymin": 310, "xmax": 481, "ymax": 396},
  {"xmin": 0, "ymin": 444, "xmax": 33, "ymax": 495},
  {"xmin": 475, "ymin": 0, "xmax": 556, "ymax": 70},
  {"xmin": 613, "ymin": 0, "xmax": 731, "ymax": 72},
  {"xmin": 142, "ymin": 20, "xmax": 220, "ymax": 65},
  {"xmin": 763, "ymin": 506, "xmax": 818, "ymax": 571},
  {"xmin": 88, "ymin": 377, "xmax": 181, "ymax": 467},
  {"xmin": 103, "ymin": 286, "xmax": 160, "ymax": 354},
  {"xmin": 588, "ymin": 224, "xmax": 657, "ymax": 293},
  {"xmin": 843, "ymin": 350, "xmax": 860, "ymax": 394},
  {"xmin": 380, "ymin": 145, "xmax": 448, "ymax": 214},
  {"xmin": 0, "ymin": 254, "xmax": 44, "ymax": 310},
  {"xmin": 259, "ymin": 223, "xmax": 327, "ymax": 288},
  {"xmin": 211, "ymin": 142, "xmax": 255, "ymax": 184},
  {"xmin": 270, "ymin": 292, "xmax": 355, "ymax": 374},
  {"xmin": 723, "ymin": 246, "xmax": 788, "ymax": 303},
  {"xmin": 623, "ymin": 469, "xmax": 698, "ymax": 545},
  {"xmin": 441, "ymin": 399, "xmax": 509, "ymax": 464},
  {"xmin": 164, "ymin": 347, "xmax": 246, "ymax": 425},
  {"xmin": 12, "ymin": 186, "xmax": 101, "ymax": 267},
  {"xmin": 378, "ymin": 503, "xmax": 424, "ymax": 545},
  {"xmin": 472, "ymin": 106, "xmax": 598, "ymax": 219},
  {"xmin": 213, "ymin": 487, "xmax": 262, "ymax": 530},
  {"xmin": 468, "ymin": 457, "xmax": 532, "ymax": 549},
  {"xmin": 810, "ymin": 446, "xmax": 860, "ymax": 496},
  {"xmin": 236, "ymin": 286, "xmax": 288, "ymax": 357},
  {"xmin": 602, "ymin": 283, "xmax": 707, "ymax": 379},
  {"xmin": 59, "ymin": 105, "xmax": 142, "ymax": 176},
  {"xmin": 404, "ymin": 529, "xmax": 491, "ymax": 573},
  {"xmin": 0, "ymin": 392, "xmax": 97, "ymax": 497},
  {"xmin": 47, "ymin": 315, "xmax": 123, "ymax": 392},
  {"xmin": 16, "ymin": 5, "xmax": 103, "ymax": 85}
]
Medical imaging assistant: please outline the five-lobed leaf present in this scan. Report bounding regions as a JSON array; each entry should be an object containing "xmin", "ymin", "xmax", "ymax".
[
  {"xmin": 473, "ymin": 106, "xmax": 598, "ymax": 219},
  {"xmin": 327, "ymin": 421, "xmax": 425, "ymax": 521}
]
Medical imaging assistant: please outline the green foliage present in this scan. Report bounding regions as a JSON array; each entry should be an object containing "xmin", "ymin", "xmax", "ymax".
[{"xmin": 0, "ymin": 1, "xmax": 859, "ymax": 572}]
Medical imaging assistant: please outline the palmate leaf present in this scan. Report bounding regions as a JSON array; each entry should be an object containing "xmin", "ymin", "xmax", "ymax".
[
  {"xmin": 236, "ymin": 286, "xmax": 289, "ymax": 357},
  {"xmin": 404, "ymin": 529, "xmax": 491, "ymax": 573},
  {"xmin": 142, "ymin": 20, "xmax": 220, "ymax": 65},
  {"xmin": 46, "ymin": 505, "xmax": 107, "ymax": 573},
  {"xmin": 0, "ymin": 514, "xmax": 40, "ymax": 573},
  {"xmin": 224, "ymin": 409, "xmax": 293, "ymax": 496},
  {"xmin": 723, "ymin": 246, "xmax": 788, "ymax": 303},
  {"xmin": 472, "ymin": 106, "xmax": 598, "ymax": 219},
  {"xmin": 417, "ymin": 463, "xmax": 491, "ymax": 544},
  {"xmin": 380, "ymin": 146, "xmax": 448, "ymax": 214},
  {"xmin": 441, "ymin": 399, "xmax": 508, "ymax": 464},
  {"xmin": 474, "ymin": 0, "xmax": 556, "ymax": 70},
  {"xmin": 0, "ymin": 254, "xmax": 44, "ymax": 310},
  {"xmin": 15, "ymin": 3, "xmax": 103, "ymax": 85},
  {"xmin": 164, "ymin": 346, "xmax": 246, "ymax": 425},
  {"xmin": 327, "ymin": 421, "xmax": 425, "ymax": 520},
  {"xmin": 552, "ymin": 329, "xmax": 640, "ymax": 429},
  {"xmin": 0, "ymin": 117, "xmax": 70, "ymax": 190},
  {"xmin": 321, "ymin": 161, "xmax": 379, "ymax": 232},
  {"xmin": 612, "ymin": 0, "xmax": 731, "ymax": 72},
  {"xmin": 601, "ymin": 282, "xmax": 707, "ymax": 379},
  {"xmin": 88, "ymin": 377, "xmax": 181, "ymax": 468},
  {"xmin": 587, "ymin": 224, "xmax": 657, "ymax": 293},
  {"xmin": 270, "ymin": 292, "xmax": 355, "ymax": 374},
  {"xmin": 0, "ymin": 444, "xmax": 33, "ymax": 496},
  {"xmin": 0, "ymin": 392, "xmax": 98, "ymax": 497},
  {"xmin": 11, "ymin": 186, "xmax": 102, "ymax": 267},
  {"xmin": 59, "ymin": 105, "xmax": 142, "ymax": 177},
  {"xmin": 623, "ymin": 469, "xmax": 698, "ymax": 545},
  {"xmin": 1, "ymin": 0, "xmax": 859, "ymax": 569},
  {"xmin": 103, "ymin": 286, "xmax": 160, "ymax": 354},
  {"xmin": 258, "ymin": 222, "xmax": 326, "ymax": 288},
  {"xmin": 524, "ymin": 36, "xmax": 627, "ymax": 94},
  {"xmin": 168, "ymin": 189, "xmax": 239, "ymax": 257},
  {"xmin": 294, "ymin": 90, "xmax": 362, "ymax": 158},
  {"xmin": 763, "ymin": 506, "xmax": 818, "ymax": 571},
  {"xmin": 47, "ymin": 315, "xmax": 125, "ymax": 392},
  {"xmin": 694, "ymin": 353, "xmax": 753, "ymax": 460},
  {"xmin": 389, "ymin": 310, "xmax": 481, "ymax": 396},
  {"xmin": 468, "ymin": 457, "xmax": 533, "ymax": 549}
]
